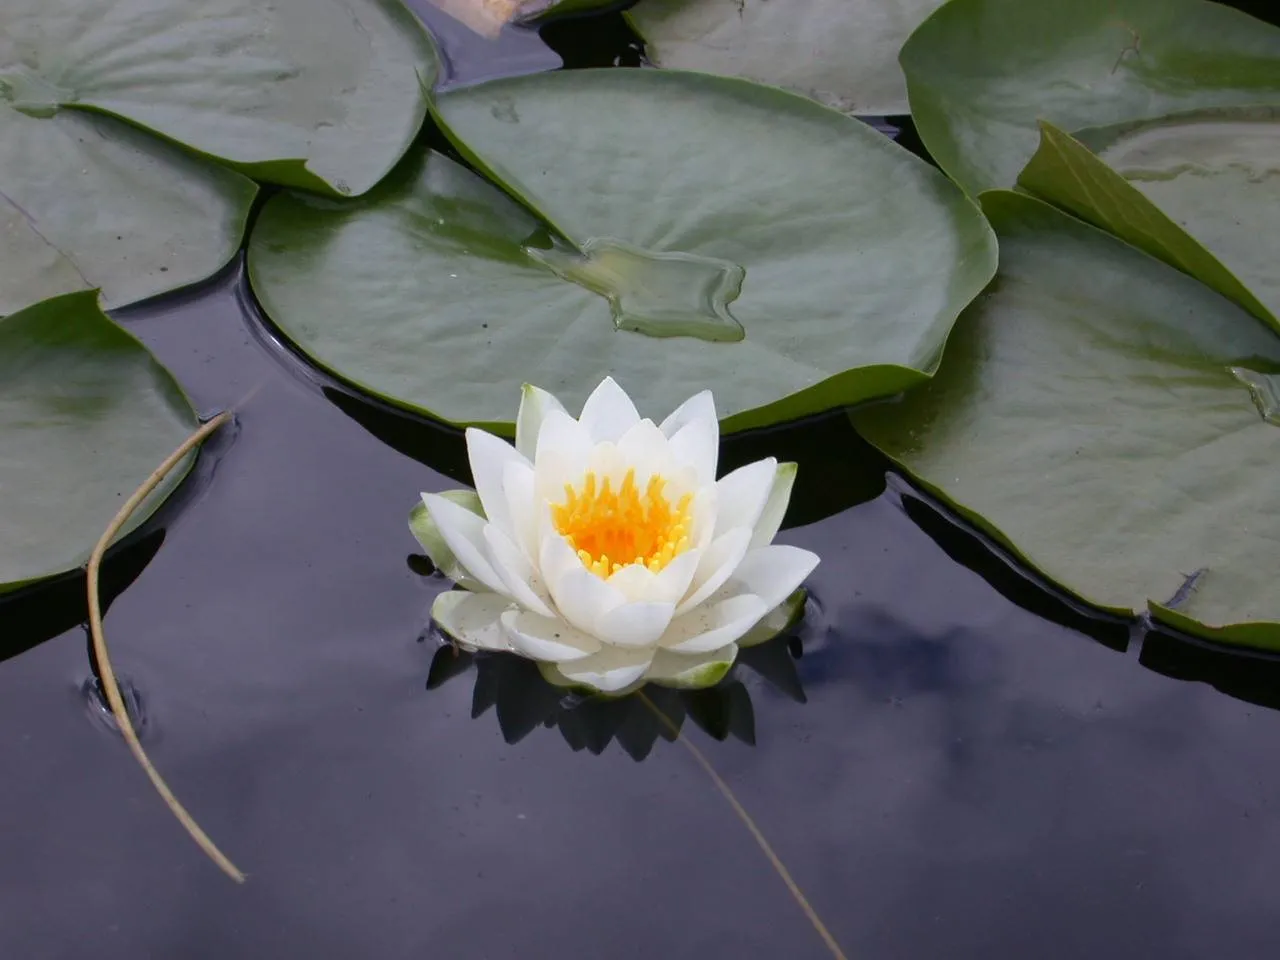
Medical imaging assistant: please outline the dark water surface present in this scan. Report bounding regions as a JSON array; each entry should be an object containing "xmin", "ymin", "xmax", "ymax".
[{"xmin": 5, "ymin": 4, "xmax": 1280, "ymax": 958}]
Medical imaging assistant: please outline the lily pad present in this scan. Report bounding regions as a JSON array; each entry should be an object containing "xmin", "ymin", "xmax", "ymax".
[
  {"xmin": 0, "ymin": 0, "xmax": 436, "ymax": 196},
  {"xmin": 1018, "ymin": 113, "xmax": 1280, "ymax": 334},
  {"xmin": 249, "ymin": 68, "xmax": 995, "ymax": 431},
  {"xmin": 851, "ymin": 191, "xmax": 1280, "ymax": 651},
  {"xmin": 627, "ymin": 0, "xmax": 947, "ymax": 116},
  {"xmin": 0, "ymin": 291, "xmax": 199, "ymax": 593},
  {"xmin": 900, "ymin": 0, "xmax": 1280, "ymax": 195},
  {"xmin": 0, "ymin": 106, "xmax": 256, "ymax": 316}
]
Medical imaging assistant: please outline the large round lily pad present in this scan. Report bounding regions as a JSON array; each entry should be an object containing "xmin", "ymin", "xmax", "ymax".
[
  {"xmin": 248, "ymin": 68, "xmax": 995, "ymax": 432},
  {"xmin": 851, "ymin": 191, "xmax": 1280, "ymax": 651},
  {"xmin": 0, "ymin": 0, "xmax": 436, "ymax": 196},
  {"xmin": 0, "ymin": 105, "xmax": 256, "ymax": 316},
  {"xmin": 900, "ymin": 0, "xmax": 1280, "ymax": 195},
  {"xmin": 0, "ymin": 291, "xmax": 199, "ymax": 593},
  {"xmin": 627, "ymin": 0, "xmax": 947, "ymax": 116},
  {"xmin": 1018, "ymin": 113, "xmax": 1280, "ymax": 335}
]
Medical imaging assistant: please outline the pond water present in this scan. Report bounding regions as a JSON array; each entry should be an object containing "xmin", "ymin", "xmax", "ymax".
[{"xmin": 4, "ymin": 3, "xmax": 1280, "ymax": 958}]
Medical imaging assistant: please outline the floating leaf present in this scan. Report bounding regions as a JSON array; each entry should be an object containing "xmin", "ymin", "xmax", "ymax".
[
  {"xmin": 1018, "ymin": 113, "xmax": 1280, "ymax": 334},
  {"xmin": 901, "ymin": 0, "xmax": 1280, "ymax": 195},
  {"xmin": 852, "ymin": 192, "xmax": 1280, "ymax": 651},
  {"xmin": 628, "ymin": 0, "xmax": 947, "ymax": 116},
  {"xmin": 249, "ymin": 69, "xmax": 995, "ymax": 431},
  {"xmin": 0, "ymin": 291, "xmax": 198, "ymax": 593},
  {"xmin": 0, "ymin": 0, "xmax": 436, "ymax": 196},
  {"xmin": 0, "ymin": 106, "xmax": 256, "ymax": 316}
]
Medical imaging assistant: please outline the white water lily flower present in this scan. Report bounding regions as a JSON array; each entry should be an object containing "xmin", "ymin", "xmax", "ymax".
[{"xmin": 410, "ymin": 378, "xmax": 819, "ymax": 695}]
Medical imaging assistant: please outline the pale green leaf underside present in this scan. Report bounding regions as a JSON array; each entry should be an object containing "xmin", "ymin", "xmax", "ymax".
[
  {"xmin": 1018, "ymin": 117, "xmax": 1280, "ymax": 336},
  {"xmin": 0, "ymin": 107, "xmax": 256, "ymax": 316},
  {"xmin": 901, "ymin": 0, "xmax": 1280, "ymax": 196},
  {"xmin": 628, "ymin": 0, "xmax": 947, "ymax": 116},
  {"xmin": 851, "ymin": 192, "xmax": 1280, "ymax": 651},
  {"xmin": 0, "ymin": 0, "xmax": 436, "ymax": 196},
  {"xmin": 247, "ymin": 69, "xmax": 995, "ymax": 432},
  {"xmin": 0, "ymin": 291, "xmax": 198, "ymax": 593}
]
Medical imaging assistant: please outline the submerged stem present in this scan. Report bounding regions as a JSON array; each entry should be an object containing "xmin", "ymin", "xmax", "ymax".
[
  {"xmin": 639, "ymin": 692, "xmax": 849, "ymax": 960},
  {"xmin": 86, "ymin": 411, "xmax": 245, "ymax": 883}
]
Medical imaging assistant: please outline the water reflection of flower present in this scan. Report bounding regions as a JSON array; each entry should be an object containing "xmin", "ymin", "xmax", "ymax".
[
  {"xmin": 420, "ymin": 593, "xmax": 810, "ymax": 760},
  {"xmin": 409, "ymin": 378, "xmax": 820, "ymax": 695}
]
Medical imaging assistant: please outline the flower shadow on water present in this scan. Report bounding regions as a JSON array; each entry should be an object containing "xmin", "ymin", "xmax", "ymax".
[{"xmin": 419, "ymin": 603, "xmax": 809, "ymax": 760}]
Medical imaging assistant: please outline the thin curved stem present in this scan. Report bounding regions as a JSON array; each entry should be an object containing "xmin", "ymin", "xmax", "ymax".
[
  {"xmin": 639, "ymin": 692, "xmax": 849, "ymax": 960},
  {"xmin": 86, "ymin": 411, "xmax": 245, "ymax": 883}
]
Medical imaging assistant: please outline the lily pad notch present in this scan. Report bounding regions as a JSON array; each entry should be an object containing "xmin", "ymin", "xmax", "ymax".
[{"xmin": 248, "ymin": 67, "xmax": 997, "ymax": 433}]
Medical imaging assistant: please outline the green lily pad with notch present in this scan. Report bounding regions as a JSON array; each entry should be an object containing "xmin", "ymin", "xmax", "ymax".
[
  {"xmin": 0, "ymin": 0, "xmax": 436, "ymax": 197},
  {"xmin": 248, "ymin": 68, "xmax": 996, "ymax": 432},
  {"xmin": 1017, "ymin": 113, "xmax": 1280, "ymax": 335},
  {"xmin": 0, "ymin": 290, "xmax": 199, "ymax": 594},
  {"xmin": 0, "ymin": 105, "xmax": 257, "ymax": 316},
  {"xmin": 851, "ymin": 191, "xmax": 1280, "ymax": 651},
  {"xmin": 900, "ymin": 0, "xmax": 1280, "ymax": 196},
  {"xmin": 627, "ymin": 0, "xmax": 947, "ymax": 116}
]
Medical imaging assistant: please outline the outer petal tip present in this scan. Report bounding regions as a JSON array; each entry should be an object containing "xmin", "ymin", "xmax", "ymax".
[
  {"xmin": 516, "ymin": 383, "xmax": 568, "ymax": 461},
  {"xmin": 578, "ymin": 376, "xmax": 642, "ymax": 443}
]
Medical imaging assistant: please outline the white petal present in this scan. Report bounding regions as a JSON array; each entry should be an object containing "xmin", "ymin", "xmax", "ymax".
[
  {"xmin": 409, "ymin": 491, "xmax": 487, "ymax": 591},
  {"xmin": 534, "ymin": 410, "xmax": 592, "ymax": 504},
  {"xmin": 538, "ymin": 530, "xmax": 582, "ymax": 591},
  {"xmin": 422, "ymin": 493, "xmax": 511, "ymax": 597},
  {"xmin": 688, "ymin": 485, "xmax": 719, "ymax": 554},
  {"xmin": 548, "ymin": 565, "xmax": 627, "ymax": 637},
  {"xmin": 667, "ymin": 414, "xmax": 719, "ymax": 487},
  {"xmin": 646, "ymin": 644, "xmax": 739, "ymax": 689},
  {"xmin": 538, "ymin": 660, "xmax": 648, "ymax": 698},
  {"xmin": 431, "ymin": 590, "xmax": 515, "ymax": 652},
  {"xmin": 535, "ymin": 408, "xmax": 592, "ymax": 466},
  {"xmin": 649, "ymin": 550, "xmax": 703, "ymax": 604},
  {"xmin": 465, "ymin": 428, "xmax": 528, "ymax": 538},
  {"xmin": 501, "ymin": 609, "xmax": 602, "ymax": 662},
  {"xmin": 661, "ymin": 594, "xmax": 769, "ymax": 654},
  {"xmin": 503, "ymin": 460, "xmax": 538, "ymax": 562},
  {"xmin": 677, "ymin": 527, "xmax": 752, "ymax": 616},
  {"xmin": 750, "ymin": 462, "xmax": 797, "ymax": 549},
  {"xmin": 714, "ymin": 458, "xmax": 777, "ymax": 540},
  {"xmin": 483, "ymin": 525, "xmax": 556, "ymax": 617},
  {"xmin": 585, "ymin": 440, "xmax": 626, "ymax": 487},
  {"xmin": 554, "ymin": 645, "xmax": 655, "ymax": 693},
  {"xmin": 616, "ymin": 418, "xmax": 675, "ymax": 485},
  {"xmin": 724, "ymin": 545, "xmax": 821, "ymax": 612},
  {"xmin": 606, "ymin": 549, "xmax": 700, "ymax": 605},
  {"xmin": 595, "ymin": 600, "xmax": 676, "ymax": 648},
  {"xmin": 659, "ymin": 389, "xmax": 716, "ymax": 439},
  {"xmin": 577, "ymin": 376, "xmax": 640, "ymax": 443},
  {"xmin": 603, "ymin": 562, "xmax": 655, "ymax": 602},
  {"xmin": 738, "ymin": 589, "xmax": 806, "ymax": 649},
  {"xmin": 516, "ymin": 384, "xmax": 567, "ymax": 461}
]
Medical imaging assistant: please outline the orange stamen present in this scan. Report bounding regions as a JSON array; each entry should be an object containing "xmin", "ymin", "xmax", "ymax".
[{"xmin": 551, "ymin": 468, "xmax": 693, "ymax": 578}]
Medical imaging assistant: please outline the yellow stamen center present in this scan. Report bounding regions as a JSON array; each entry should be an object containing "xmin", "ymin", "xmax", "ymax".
[{"xmin": 552, "ymin": 468, "xmax": 693, "ymax": 578}]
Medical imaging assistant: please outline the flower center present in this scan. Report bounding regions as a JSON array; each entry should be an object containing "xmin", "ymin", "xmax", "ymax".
[{"xmin": 552, "ymin": 468, "xmax": 693, "ymax": 578}]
